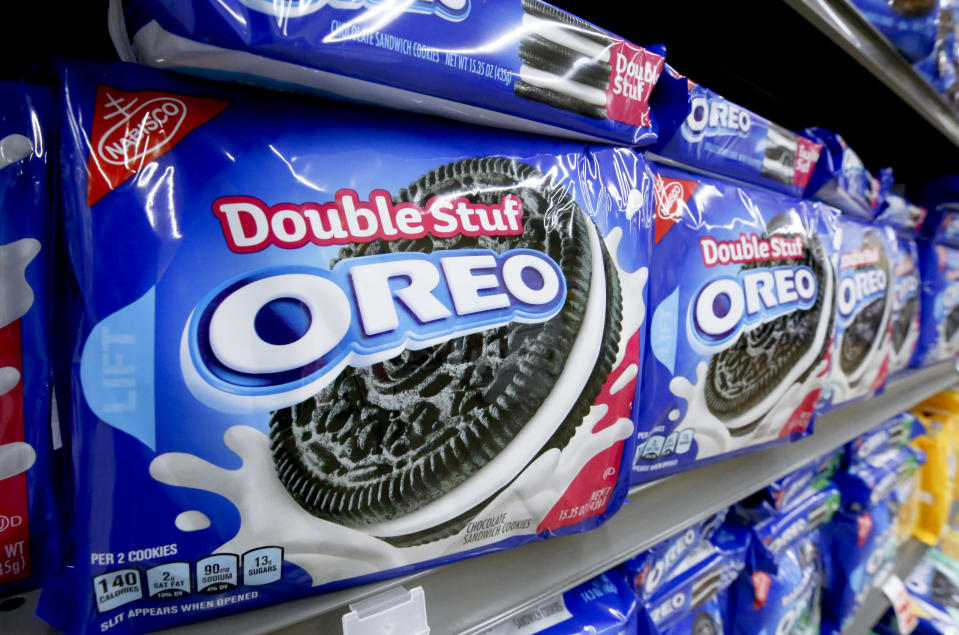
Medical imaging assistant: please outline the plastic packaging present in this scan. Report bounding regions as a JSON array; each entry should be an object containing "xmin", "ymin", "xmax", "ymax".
[
  {"xmin": 40, "ymin": 60, "xmax": 652, "ymax": 633},
  {"xmin": 649, "ymin": 67, "xmax": 822, "ymax": 198},
  {"xmin": 112, "ymin": 0, "xmax": 666, "ymax": 146},
  {"xmin": 0, "ymin": 82, "xmax": 60, "ymax": 596},
  {"xmin": 802, "ymin": 128, "xmax": 887, "ymax": 220},
  {"xmin": 631, "ymin": 160, "xmax": 839, "ymax": 484}
]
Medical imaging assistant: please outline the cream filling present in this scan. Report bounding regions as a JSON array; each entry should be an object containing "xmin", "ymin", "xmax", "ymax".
[
  {"xmin": 520, "ymin": 14, "xmax": 612, "ymax": 62},
  {"xmin": 359, "ymin": 217, "xmax": 608, "ymax": 537},
  {"xmin": 519, "ymin": 65, "xmax": 608, "ymax": 107},
  {"xmin": 717, "ymin": 254, "xmax": 835, "ymax": 430}
]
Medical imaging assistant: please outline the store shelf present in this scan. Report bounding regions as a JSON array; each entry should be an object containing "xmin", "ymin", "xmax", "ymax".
[
  {"xmin": 842, "ymin": 538, "xmax": 931, "ymax": 634},
  {"xmin": 6, "ymin": 360, "xmax": 956, "ymax": 634},
  {"xmin": 782, "ymin": 0, "xmax": 959, "ymax": 150}
]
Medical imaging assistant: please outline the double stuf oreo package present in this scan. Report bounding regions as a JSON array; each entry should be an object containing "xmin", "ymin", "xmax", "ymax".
[
  {"xmin": 631, "ymin": 162, "xmax": 838, "ymax": 485},
  {"xmin": 114, "ymin": 0, "xmax": 665, "ymax": 146},
  {"xmin": 820, "ymin": 217, "xmax": 897, "ymax": 409},
  {"xmin": 42, "ymin": 61, "xmax": 652, "ymax": 633}
]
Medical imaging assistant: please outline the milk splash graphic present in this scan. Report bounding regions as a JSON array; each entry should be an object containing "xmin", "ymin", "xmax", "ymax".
[
  {"xmin": 667, "ymin": 357, "xmax": 828, "ymax": 460},
  {"xmin": 151, "ymin": 225, "xmax": 644, "ymax": 586},
  {"xmin": 0, "ymin": 135, "xmax": 41, "ymax": 483}
]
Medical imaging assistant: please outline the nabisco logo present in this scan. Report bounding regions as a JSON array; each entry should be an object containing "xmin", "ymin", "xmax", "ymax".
[
  {"xmin": 655, "ymin": 178, "xmax": 687, "ymax": 221},
  {"xmin": 96, "ymin": 94, "xmax": 187, "ymax": 167},
  {"xmin": 86, "ymin": 85, "xmax": 229, "ymax": 205}
]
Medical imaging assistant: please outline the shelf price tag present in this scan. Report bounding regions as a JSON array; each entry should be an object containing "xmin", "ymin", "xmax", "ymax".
[{"xmin": 882, "ymin": 574, "xmax": 917, "ymax": 634}]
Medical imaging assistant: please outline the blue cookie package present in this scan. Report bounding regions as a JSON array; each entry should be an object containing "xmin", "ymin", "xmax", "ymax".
[
  {"xmin": 733, "ymin": 454, "xmax": 840, "ymax": 525},
  {"xmin": 802, "ymin": 128, "xmax": 888, "ymax": 220},
  {"xmin": 727, "ymin": 530, "xmax": 826, "ymax": 635},
  {"xmin": 819, "ymin": 213, "xmax": 896, "ymax": 409},
  {"xmin": 917, "ymin": 176, "xmax": 959, "ymax": 365},
  {"xmin": 895, "ymin": 548, "xmax": 959, "ymax": 634},
  {"xmin": 620, "ymin": 510, "xmax": 726, "ymax": 601},
  {"xmin": 489, "ymin": 569, "xmax": 637, "ymax": 634},
  {"xmin": 112, "ymin": 0, "xmax": 665, "ymax": 146},
  {"xmin": 0, "ymin": 82, "xmax": 61, "ymax": 596},
  {"xmin": 630, "ymin": 161, "xmax": 838, "ymax": 485},
  {"xmin": 876, "ymin": 193, "xmax": 925, "ymax": 375},
  {"xmin": 820, "ymin": 499, "xmax": 896, "ymax": 634},
  {"xmin": 635, "ymin": 529, "xmax": 748, "ymax": 635},
  {"xmin": 41, "ymin": 60, "xmax": 654, "ymax": 633},
  {"xmin": 844, "ymin": 412, "xmax": 919, "ymax": 470},
  {"xmin": 850, "ymin": 0, "xmax": 940, "ymax": 62},
  {"xmin": 650, "ymin": 66, "xmax": 823, "ymax": 198}
]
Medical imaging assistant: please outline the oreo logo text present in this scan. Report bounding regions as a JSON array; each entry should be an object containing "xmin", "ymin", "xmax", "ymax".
[
  {"xmin": 650, "ymin": 591, "xmax": 687, "ymax": 626},
  {"xmin": 645, "ymin": 528, "xmax": 697, "ymax": 595},
  {"xmin": 182, "ymin": 249, "xmax": 565, "ymax": 412},
  {"xmin": 690, "ymin": 266, "xmax": 817, "ymax": 348},
  {"xmin": 837, "ymin": 269, "xmax": 887, "ymax": 318},
  {"xmin": 681, "ymin": 96, "xmax": 751, "ymax": 142}
]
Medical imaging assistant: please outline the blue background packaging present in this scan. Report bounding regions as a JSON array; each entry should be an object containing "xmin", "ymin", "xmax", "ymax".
[
  {"xmin": 116, "ymin": 0, "xmax": 665, "ymax": 146},
  {"xmin": 0, "ymin": 82, "xmax": 60, "ymax": 596}
]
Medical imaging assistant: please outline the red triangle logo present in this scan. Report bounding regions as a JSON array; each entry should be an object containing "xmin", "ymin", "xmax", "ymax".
[
  {"xmin": 653, "ymin": 175, "xmax": 698, "ymax": 243},
  {"xmin": 86, "ymin": 85, "xmax": 229, "ymax": 205},
  {"xmin": 751, "ymin": 571, "xmax": 771, "ymax": 609},
  {"xmin": 856, "ymin": 512, "xmax": 873, "ymax": 546}
]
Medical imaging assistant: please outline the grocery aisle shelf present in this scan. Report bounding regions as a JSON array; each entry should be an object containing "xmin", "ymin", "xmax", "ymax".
[
  {"xmin": 173, "ymin": 361, "xmax": 959, "ymax": 634},
  {"xmin": 782, "ymin": 0, "xmax": 959, "ymax": 149},
  {"xmin": 841, "ymin": 538, "xmax": 934, "ymax": 634},
  {"xmin": 7, "ymin": 361, "xmax": 956, "ymax": 635}
]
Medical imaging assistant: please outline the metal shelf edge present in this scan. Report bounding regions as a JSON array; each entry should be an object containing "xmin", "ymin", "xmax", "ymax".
[
  {"xmin": 9, "ymin": 362, "xmax": 957, "ymax": 634},
  {"xmin": 781, "ymin": 0, "xmax": 959, "ymax": 148}
]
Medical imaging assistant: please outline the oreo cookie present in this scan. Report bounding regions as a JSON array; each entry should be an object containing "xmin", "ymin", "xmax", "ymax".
[
  {"xmin": 269, "ymin": 157, "xmax": 622, "ymax": 545},
  {"xmin": 691, "ymin": 611, "xmax": 720, "ymax": 635},
  {"xmin": 891, "ymin": 0, "xmax": 938, "ymax": 16},
  {"xmin": 513, "ymin": 0, "xmax": 615, "ymax": 120}
]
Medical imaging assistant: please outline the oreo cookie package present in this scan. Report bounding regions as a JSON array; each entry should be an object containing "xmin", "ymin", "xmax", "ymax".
[
  {"xmin": 0, "ymin": 83, "xmax": 60, "ymax": 595},
  {"xmin": 635, "ymin": 529, "xmax": 748, "ymax": 635},
  {"xmin": 820, "ymin": 215, "xmax": 895, "ymax": 408},
  {"xmin": 631, "ymin": 162, "xmax": 838, "ymax": 484},
  {"xmin": 482, "ymin": 569, "xmax": 637, "ymax": 634},
  {"xmin": 727, "ymin": 531, "xmax": 827, "ymax": 635},
  {"xmin": 915, "ymin": 240, "xmax": 959, "ymax": 365},
  {"xmin": 820, "ymin": 498, "xmax": 896, "ymax": 634},
  {"xmin": 802, "ymin": 128, "xmax": 886, "ymax": 220},
  {"xmin": 40, "ymin": 61, "xmax": 652, "ymax": 633},
  {"xmin": 876, "ymin": 194, "xmax": 925, "ymax": 374},
  {"xmin": 112, "ymin": 0, "xmax": 665, "ymax": 146},
  {"xmin": 651, "ymin": 67, "xmax": 822, "ymax": 198},
  {"xmin": 850, "ymin": 0, "xmax": 940, "ymax": 63},
  {"xmin": 620, "ymin": 510, "xmax": 726, "ymax": 601}
]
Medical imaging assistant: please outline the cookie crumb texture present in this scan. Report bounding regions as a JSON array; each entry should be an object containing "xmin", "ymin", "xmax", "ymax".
[{"xmin": 270, "ymin": 158, "xmax": 622, "ymax": 543}]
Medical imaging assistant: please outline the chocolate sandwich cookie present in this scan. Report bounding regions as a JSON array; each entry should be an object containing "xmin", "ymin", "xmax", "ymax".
[
  {"xmin": 704, "ymin": 213, "xmax": 833, "ymax": 436},
  {"xmin": 760, "ymin": 124, "xmax": 800, "ymax": 187},
  {"xmin": 946, "ymin": 303, "xmax": 959, "ymax": 342},
  {"xmin": 839, "ymin": 233, "xmax": 890, "ymax": 377},
  {"xmin": 892, "ymin": 296, "xmax": 919, "ymax": 353},
  {"xmin": 891, "ymin": 0, "xmax": 937, "ymax": 17},
  {"xmin": 270, "ymin": 157, "xmax": 622, "ymax": 546},
  {"xmin": 931, "ymin": 569, "xmax": 959, "ymax": 608},
  {"xmin": 692, "ymin": 611, "xmax": 720, "ymax": 635},
  {"xmin": 514, "ymin": 0, "xmax": 614, "ymax": 120},
  {"xmin": 806, "ymin": 498, "xmax": 832, "ymax": 530},
  {"xmin": 690, "ymin": 568, "xmax": 722, "ymax": 610}
]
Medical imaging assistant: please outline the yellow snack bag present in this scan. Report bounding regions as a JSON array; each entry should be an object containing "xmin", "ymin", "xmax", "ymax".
[{"xmin": 912, "ymin": 409, "xmax": 956, "ymax": 545}]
